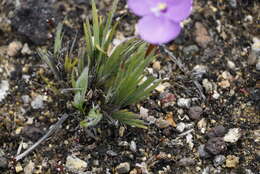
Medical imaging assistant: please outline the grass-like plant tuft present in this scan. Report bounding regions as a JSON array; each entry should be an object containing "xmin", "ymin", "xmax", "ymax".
[{"xmin": 38, "ymin": 0, "xmax": 161, "ymax": 128}]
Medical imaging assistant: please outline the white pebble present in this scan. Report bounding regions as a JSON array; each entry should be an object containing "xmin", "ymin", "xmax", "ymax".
[
  {"xmin": 130, "ymin": 141, "xmax": 137, "ymax": 153},
  {"xmin": 0, "ymin": 80, "xmax": 9, "ymax": 102},
  {"xmin": 176, "ymin": 122, "xmax": 186, "ymax": 132},
  {"xmin": 21, "ymin": 43, "xmax": 33, "ymax": 55},
  {"xmin": 177, "ymin": 98, "xmax": 191, "ymax": 108},
  {"xmin": 224, "ymin": 128, "xmax": 242, "ymax": 143},
  {"xmin": 7, "ymin": 41, "xmax": 23, "ymax": 57},
  {"xmin": 65, "ymin": 155, "xmax": 87, "ymax": 172},
  {"xmin": 31, "ymin": 95, "xmax": 44, "ymax": 109}
]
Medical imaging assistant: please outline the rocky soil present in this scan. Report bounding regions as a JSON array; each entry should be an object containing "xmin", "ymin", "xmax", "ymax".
[{"xmin": 0, "ymin": 0, "xmax": 259, "ymax": 174}]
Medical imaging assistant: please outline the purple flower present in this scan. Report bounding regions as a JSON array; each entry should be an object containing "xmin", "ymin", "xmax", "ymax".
[{"xmin": 128, "ymin": 0, "xmax": 193, "ymax": 44}]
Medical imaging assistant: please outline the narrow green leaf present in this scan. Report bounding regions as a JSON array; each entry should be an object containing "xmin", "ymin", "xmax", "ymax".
[
  {"xmin": 83, "ymin": 19, "xmax": 93, "ymax": 55},
  {"xmin": 101, "ymin": 0, "xmax": 119, "ymax": 47},
  {"xmin": 111, "ymin": 110, "xmax": 147, "ymax": 129},
  {"xmin": 124, "ymin": 80, "xmax": 161, "ymax": 106},
  {"xmin": 92, "ymin": 0, "xmax": 100, "ymax": 47},
  {"xmin": 73, "ymin": 66, "xmax": 89, "ymax": 109},
  {"xmin": 37, "ymin": 49, "xmax": 61, "ymax": 80},
  {"xmin": 54, "ymin": 22, "xmax": 64, "ymax": 56}
]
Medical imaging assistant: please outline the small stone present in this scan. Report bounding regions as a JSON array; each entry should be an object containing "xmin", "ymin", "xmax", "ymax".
[
  {"xmin": 24, "ymin": 161, "xmax": 35, "ymax": 174},
  {"xmin": 192, "ymin": 65, "xmax": 208, "ymax": 79},
  {"xmin": 160, "ymin": 92, "xmax": 176, "ymax": 104},
  {"xmin": 136, "ymin": 162, "xmax": 149, "ymax": 174},
  {"xmin": 177, "ymin": 98, "xmax": 191, "ymax": 108},
  {"xmin": 178, "ymin": 158, "xmax": 195, "ymax": 166},
  {"xmin": 229, "ymin": 0, "xmax": 237, "ymax": 8},
  {"xmin": 227, "ymin": 60, "xmax": 236, "ymax": 70},
  {"xmin": 197, "ymin": 118, "xmax": 207, "ymax": 134},
  {"xmin": 65, "ymin": 155, "xmax": 87, "ymax": 172},
  {"xmin": 115, "ymin": 162, "xmax": 130, "ymax": 174},
  {"xmin": 186, "ymin": 133, "xmax": 194, "ymax": 149},
  {"xmin": 156, "ymin": 118, "xmax": 170, "ymax": 128},
  {"xmin": 221, "ymin": 71, "xmax": 233, "ymax": 80},
  {"xmin": 253, "ymin": 129, "xmax": 260, "ymax": 143},
  {"xmin": 152, "ymin": 61, "xmax": 161, "ymax": 71},
  {"xmin": 22, "ymin": 126, "xmax": 42, "ymax": 141},
  {"xmin": 130, "ymin": 141, "xmax": 137, "ymax": 153},
  {"xmin": 119, "ymin": 126, "xmax": 125, "ymax": 137},
  {"xmin": 21, "ymin": 43, "xmax": 33, "ymax": 55},
  {"xmin": 256, "ymin": 60, "xmax": 260, "ymax": 71},
  {"xmin": 7, "ymin": 41, "xmax": 23, "ymax": 57},
  {"xmin": 252, "ymin": 37, "xmax": 260, "ymax": 53},
  {"xmin": 31, "ymin": 95, "xmax": 44, "ymax": 109},
  {"xmin": 205, "ymin": 137, "xmax": 227, "ymax": 155},
  {"xmin": 15, "ymin": 163, "xmax": 23, "ymax": 173},
  {"xmin": 202, "ymin": 79, "xmax": 213, "ymax": 92},
  {"xmin": 0, "ymin": 157, "xmax": 8, "ymax": 169},
  {"xmin": 212, "ymin": 91, "xmax": 220, "ymax": 99},
  {"xmin": 106, "ymin": 150, "xmax": 118, "ymax": 156},
  {"xmin": 194, "ymin": 22, "xmax": 212, "ymax": 48},
  {"xmin": 183, "ymin": 45, "xmax": 199, "ymax": 55},
  {"xmin": 206, "ymin": 125, "xmax": 227, "ymax": 138},
  {"xmin": 226, "ymin": 155, "xmax": 239, "ymax": 168},
  {"xmin": 15, "ymin": 127, "xmax": 23, "ymax": 135},
  {"xmin": 155, "ymin": 82, "xmax": 171, "ymax": 93},
  {"xmin": 118, "ymin": 141, "xmax": 129, "ymax": 147},
  {"xmin": 146, "ymin": 116, "xmax": 156, "ymax": 124},
  {"xmin": 140, "ymin": 107, "xmax": 149, "ymax": 118},
  {"xmin": 224, "ymin": 128, "xmax": 242, "ymax": 143},
  {"xmin": 198, "ymin": 144, "xmax": 211, "ymax": 159},
  {"xmin": 176, "ymin": 122, "xmax": 186, "ymax": 132},
  {"xmin": 21, "ymin": 95, "xmax": 31, "ymax": 104},
  {"xmin": 213, "ymin": 155, "xmax": 226, "ymax": 167},
  {"xmin": 248, "ymin": 52, "xmax": 257, "ymax": 65},
  {"xmin": 129, "ymin": 169, "xmax": 138, "ymax": 174},
  {"xmin": 218, "ymin": 80, "xmax": 230, "ymax": 88},
  {"xmin": 188, "ymin": 106, "xmax": 203, "ymax": 120},
  {"xmin": 0, "ymin": 80, "xmax": 9, "ymax": 102},
  {"xmin": 245, "ymin": 169, "xmax": 254, "ymax": 174}
]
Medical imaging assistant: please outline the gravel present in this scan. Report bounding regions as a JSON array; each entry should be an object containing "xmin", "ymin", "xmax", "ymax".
[
  {"xmin": 188, "ymin": 106, "xmax": 203, "ymax": 120},
  {"xmin": 213, "ymin": 155, "xmax": 226, "ymax": 167},
  {"xmin": 205, "ymin": 137, "xmax": 227, "ymax": 155},
  {"xmin": 206, "ymin": 125, "xmax": 227, "ymax": 138},
  {"xmin": 0, "ymin": 157, "xmax": 8, "ymax": 169},
  {"xmin": 223, "ymin": 128, "xmax": 242, "ymax": 143},
  {"xmin": 115, "ymin": 162, "xmax": 130, "ymax": 174}
]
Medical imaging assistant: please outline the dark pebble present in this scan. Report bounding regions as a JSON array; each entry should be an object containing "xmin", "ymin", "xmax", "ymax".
[
  {"xmin": 21, "ymin": 126, "xmax": 43, "ymax": 141},
  {"xmin": 11, "ymin": 0, "xmax": 60, "ymax": 45},
  {"xmin": 205, "ymin": 137, "xmax": 227, "ymax": 155},
  {"xmin": 0, "ymin": 157, "xmax": 8, "ymax": 169},
  {"xmin": 188, "ymin": 106, "xmax": 203, "ymax": 120},
  {"xmin": 198, "ymin": 144, "xmax": 211, "ymax": 159},
  {"xmin": 206, "ymin": 125, "xmax": 227, "ymax": 138}
]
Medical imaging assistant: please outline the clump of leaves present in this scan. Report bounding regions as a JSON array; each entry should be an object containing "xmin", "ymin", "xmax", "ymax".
[{"xmin": 38, "ymin": 0, "xmax": 160, "ymax": 129}]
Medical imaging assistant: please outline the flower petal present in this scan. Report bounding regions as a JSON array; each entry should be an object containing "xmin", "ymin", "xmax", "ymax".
[
  {"xmin": 165, "ymin": 0, "xmax": 193, "ymax": 22},
  {"xmin": 137, "ymin": 15, "xmax": 181, "ymax": 44},
  {"xmin": 127, "ymin": 0, "xmax": 151, "ymax": 16}
]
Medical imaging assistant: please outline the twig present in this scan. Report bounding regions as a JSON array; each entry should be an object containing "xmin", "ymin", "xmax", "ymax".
[
  {"xmin": 160, "ymin": 45, "xmax": 206, "ymax": 100},
  {"xmin": 178, "ymin": 129, "xmax": 194, "ymax": 137},
  {"xmin": 14, "ymin": 114, "xmax": 69, "ymax": 161},
  {"xmin": 16, "ymin": 140, "xmax": 23, "ymax": 156}
]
